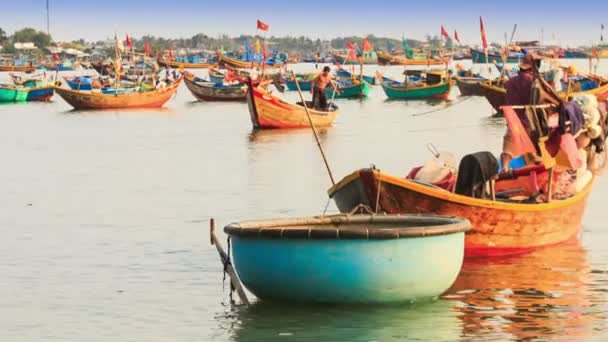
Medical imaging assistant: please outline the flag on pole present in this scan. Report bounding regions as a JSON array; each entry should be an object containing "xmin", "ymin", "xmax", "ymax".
[
  {"xmin": 125, "ymin": 33, "xmax": 133, "ymax": 48},
  {"xmin": 168, "ymin": 48, "xmax": 175, "ymax": 60},
  {"xmin": 347, "ymin": 41, "xmax": 356, "ymax": 60},
  {"xmin": 257, "ymin": 19, "xmax": 269, "ymax": 32},
  {"xmin": 441, "ymin": 25, "xmax": 450, "ymax": 41},
  {"xmin": 144, "ymin": 40, "xmax": 150, "ymax": 56},
  {"xmin": 602, "ymin": 24, "xmax": 605, "ymax": 42},
  {"xmin": 362, "ymin": 39, "xmax": 371, "ymax": 52},
  {"xmin": 480, "ymin": 17, "xmax": 488, "ymax": 50},
  {"xmin": 454, "ymin": 30, "xmax": 461, "ymax": 45}
]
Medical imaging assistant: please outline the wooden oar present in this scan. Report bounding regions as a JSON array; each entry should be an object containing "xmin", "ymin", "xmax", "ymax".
[{"xmin": 291, "ymin": 70, "xmax": 336, "ymax": 186}]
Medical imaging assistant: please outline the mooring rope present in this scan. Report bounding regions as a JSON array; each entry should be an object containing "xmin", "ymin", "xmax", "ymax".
[{"xmin": 411, "ymin": 95, "xmax": 472, "ymax": 117}]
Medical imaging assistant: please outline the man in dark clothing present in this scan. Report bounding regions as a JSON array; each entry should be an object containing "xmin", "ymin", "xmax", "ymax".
[
  {"xmin": 501, "ymin": 61, "xmax": 535, "ymax": 170},
  {"xmin": 311, "ymin": 66, "xmax": 339, "ymax": 110}
]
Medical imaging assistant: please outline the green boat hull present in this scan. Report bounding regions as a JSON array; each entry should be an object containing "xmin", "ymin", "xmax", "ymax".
[
  {"xmin": 0, "ymin": 87, "xmax": 29, "ymax": 102},
  {"xmin": 327, "ymin": 81, "xmax": 371, "ymax": 99},
  {"xmin": 382, "ymin": 81, "xmax": 450, "ymax": 99}
]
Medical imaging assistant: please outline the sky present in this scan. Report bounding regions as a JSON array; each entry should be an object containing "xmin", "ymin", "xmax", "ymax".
[{"xmin": 1, "ymin": 0, "xmax": 607, "ymax": 46}]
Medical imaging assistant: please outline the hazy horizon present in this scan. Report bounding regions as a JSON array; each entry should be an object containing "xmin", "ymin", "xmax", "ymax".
[{"xmin": 2, "ymin": 0, "xmax": 606, "ymax": 47}]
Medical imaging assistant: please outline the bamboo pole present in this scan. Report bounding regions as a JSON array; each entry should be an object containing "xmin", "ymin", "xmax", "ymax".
[
  {"xmin": 209, "ymin": 218, "xmax": 249, "ymax": 305},
  {"xmin": 291, "ymin": 70, "xmax": 336, "ymax": 186}
]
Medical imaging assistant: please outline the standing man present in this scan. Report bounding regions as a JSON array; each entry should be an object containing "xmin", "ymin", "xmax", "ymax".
[{"xmin": 312, "ymin": 66, "xmax": 339, "ymax": 110}]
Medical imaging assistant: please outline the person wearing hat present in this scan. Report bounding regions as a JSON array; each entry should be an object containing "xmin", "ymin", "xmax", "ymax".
[
  {"xmin": 500, "ymin": 59, "xmax": 535, "ymax": 170},
  {"xmin": 312, "ymin": 66, "xmax": 340, "ymax": 110}
]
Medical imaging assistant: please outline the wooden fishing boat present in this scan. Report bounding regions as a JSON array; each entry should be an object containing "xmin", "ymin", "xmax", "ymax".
[
  {"xmin": 183, "ymin": 71, "xmax": 247, "ymax": 102},
  {"xmin": 455, "ymin": 76, "xmax": 488, "ymax": 96},
  {"xmin": 470, "ymin": 48, "xmax": 525, "ymax": 64},
  {"xmin": 0, "ymin": 64, "xmax": 36, "ymax": 73},
  {"xmin": 218, "ymin": 52, "xmax": 283, "ymax": 69},
  {"xmin": 246, "ymin": 79, "xmax": 340, "ymax": 129},
  {"xmin": 328, "ymin": 80, "xmax": 371, "ymax": 98},
  {"xmin": 377, "ymin": 51, "xmax": 446, "ymax": 66},
  {"xmin": 330, "ymin": 52, "xmax": 377, "ymax": 65},
  {"xmin": 382, "ymin": 71, "xmax": 452, "ymax": 100},
  {"xmin": 157, "ymin": 57, "xmax": 216, "ymax": 69},
  {"xmin": 224, "ymin": 213, "xmax": 470, "ymax": 303},
  {"xmin": 328, "ymin": 168, "xmax": 594, "ymax": 258},
  {"xmin": 54, "ymin": 77, "xmax": 182, "ymax": 109},
  {"xmin": 0, "ymin": 82, "xmax": 54, "ymax": 103},
  {"xmin": 480, "ymin": 78, "xmax": 608, "ymax": 115}
]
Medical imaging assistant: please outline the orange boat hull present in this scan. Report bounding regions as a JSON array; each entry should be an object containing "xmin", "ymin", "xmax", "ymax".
[
  {"xmin": 246, "ymin": 80, "xmax": 339, "ymax": 129},
  {"xmin": 54, "ymin": 77, "xmax": 182, "ymax": 109},
  {"xmin": 218, "ymin": 53, "xmax": 282, "ymax": 69},
  {"xmin": 328, "ymin": 168, "xmax": 593, "ymax": 258},
  {"xmin": 377, "ymin": 52, "xmax": 446, "ymax": 66},
  {"xmin": 0, "ymin": 65, "xmax": 36, "ymax": 72}
]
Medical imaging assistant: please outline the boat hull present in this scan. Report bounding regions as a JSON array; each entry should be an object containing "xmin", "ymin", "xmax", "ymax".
[
  {"xmin": 0, "ymin": 65, "xmax": 36, "ymax": 72},
  {"xmin": 478, "ymin": 81, "xmax": 506, "ymax": 115},
  {"xmin": 225, "ymin": 214, "xmax": 469, "ymax": 303},
  {"xmin": 26, "ymin": 87, "xmax": 54, "ymax": 101},
  {"xmin": 218, "ymin": 53, "xmax": 283, "ymax": 69},
  {"xmin": 231, "ymin": 233, "xmax": 465, "ymax": 303},
  {"xmin": 455, "ymin": 77, "xmax": 487, "ymax": 96},
  {"xmin": 247, "ymin": 80, "xmax": 339, "ymax": 129},
  {"xmin": 183, "ymin": 72, "xmax": 246, "ymax": 101},
  {"xmin": 0, "ymin": 87, "xmax": 29, "ymax": 102},
  {"xmin": 382, "ymin": 81, "xmax": 451, "ymax": 99},
  {"xmin": 328, "ymin": 81, "xmax": 371, "ymax": 98},
  {"xmin": 377, "ymin": 51, "xmax": 445, "ymax": 66},
  {"xmin": 157, "ymin": 58, "xmax": 216, "ymax": 69},
  {"xmin": 285, "ymin": 80, "xmax": 313, "ymax": 91},
  {"xmin": 328, "ymin": 169, "xmax": 593, "ymax": 258},
  {"xmin": 54, "ymin": 77, "xmax": 182, "ymax": 109}
]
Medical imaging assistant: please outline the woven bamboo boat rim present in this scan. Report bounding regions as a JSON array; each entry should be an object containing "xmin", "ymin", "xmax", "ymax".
[{"xmin": 224, "ymin": 214, "xmax": 470, "ymax": 240}]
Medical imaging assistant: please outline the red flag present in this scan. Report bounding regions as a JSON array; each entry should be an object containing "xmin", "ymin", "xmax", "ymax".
[
  {"xmin": 362, "ymin": 39, "xmax": 371, "ymax": 52},
  {"xmin": 257, "ymin": 19, "xmax": 269, "ymax": 32},
  {"xmin": 347, "ymin": 41, "xmax": 356, "ymax": 60},
  {"xmin": 454, "ymin": 30, "xmax": 461, "ymax": 44},
  {"xmin": 168, "ymin": 49, "xmax": 175, "ymax": 60},
  {"xmin": 52, "ymin": 52, "xmax": 60, "ymax": 62},
  {"xmin": 125, "ymin": 33, "xmax": 133, "ymax": 48},
  {"xmin": 144, "ymin": 40, "xmax": 151, "ymax": 56},
  {"xmin": 480, "ymin": 17, "xmax": 488, "ymax": 50},
  {"xmin": 441, "ymin": 25, "xmax": 450, "ymax": 41}
]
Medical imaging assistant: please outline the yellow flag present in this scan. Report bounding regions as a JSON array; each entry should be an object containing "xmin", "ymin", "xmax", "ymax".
[{"xmin": 255, "ymin": 39, "xmax": 261, "ymax": 54}]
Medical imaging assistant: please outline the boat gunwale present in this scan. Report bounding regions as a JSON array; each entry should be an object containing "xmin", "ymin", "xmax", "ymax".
[
  {"xmin": 328, "ymin": 168, "xmax": 595, "ymax": 212},
  {"xmin": 224, "ymin": 213, "xmax": 470, "ymax": 239}
]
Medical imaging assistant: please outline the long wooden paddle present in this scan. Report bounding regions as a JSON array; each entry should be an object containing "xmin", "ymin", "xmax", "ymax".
[{"xmin": 291, "ymin": 70, "xmax": 336, "ymax": 186}]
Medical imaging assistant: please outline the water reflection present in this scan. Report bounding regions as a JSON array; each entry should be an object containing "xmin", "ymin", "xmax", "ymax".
[
  {"xmin": 64, "ymin": 107, "xmax": 174, "ymax": 115},
  {"xmin": 446, "ymin": 242, "xmax": 604, "ymax": 340},
  {"xmin": 225, "ymin": 300, "xmax": 461, "ymax": 342},
  {"xmin": 247, "ymin": 127, "xmax": 329, "ymax": 145}
]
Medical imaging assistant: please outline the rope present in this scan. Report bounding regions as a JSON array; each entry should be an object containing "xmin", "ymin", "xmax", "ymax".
[
  {"xmin": 411, "ymin": 96, "xmax": 472, "ymax": 117},
  {"xmin": 221, "ymin": 236, "xmax": 235, "ymax": 304},
  {"xmin": 322, "ymin": 197, "xmax": 332, "ymax": 216}
]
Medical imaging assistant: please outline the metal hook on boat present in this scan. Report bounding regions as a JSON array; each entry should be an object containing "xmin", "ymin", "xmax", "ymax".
[{"xmin": 348, "ymin": 203, "xmax": 375, "ymax": 216}]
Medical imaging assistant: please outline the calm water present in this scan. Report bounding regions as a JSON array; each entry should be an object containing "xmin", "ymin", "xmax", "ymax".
[{"xmin": 1, "ymin": 61, "xmax": 608, "ymax": 341}]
